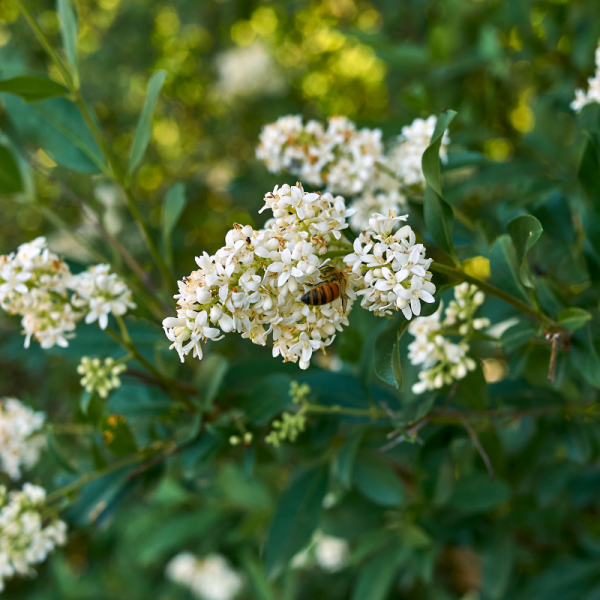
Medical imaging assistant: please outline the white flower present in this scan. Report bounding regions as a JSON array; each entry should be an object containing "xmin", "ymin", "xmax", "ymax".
[
  {"xmin": 347, "ymin": 211, "xmax": 436, "ymax": 318},
  {"xmin": 350, "ymin": 190, "xmax": 406, "ymax": 231},
  {"xmin": 315, "ymin": 535, "xmax": 350, "ymax": 573},
  {"xmin": 384, "ymin": 115, "xmax": 450, "ymax": 189},
  {"xmin": 0, "ymin": 399, "xmax": 45, "ymax": 480},
  {"xmin": 0, "ymin": 483, "xmax": 67, "ymax": 591},
  {"xmin": 408, "ymin": 285, "xmax": 488, "ymax": 394},
  {"xmin": 163, "ymin": 183, "xmax": 354, "ymax": 370},
  {"xmin": 166, "ymin": 553, "xmax": 243, "ymax": 600},
  {"xmin": 256, "ymin": 115, "xmax": 384, "ymax": 196},
  {"xmin": 70, "ymin": 265, "xmax": 136, "ymax": 330}
]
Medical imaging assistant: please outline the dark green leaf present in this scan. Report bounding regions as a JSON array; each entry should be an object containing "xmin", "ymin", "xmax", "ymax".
[
  {"xmin": 353, "ymin": 454, "xmax": 404, "ymax": 506},
  {"xmin": 373, "ymin": 316, "xmax": 406, "ymax": 389},
  {"xmin": 57, "ymin": 0, "xmax": 78, "ymax": 74},
  {"xmin": 162, "ymin": 182, "xmax": 187, "ymax": 268},
  {"xmin": 352, "ymin": 547, "xmax": 402, "ymax": 600},
  {"xmin": 47, "ymin": 431, "xmax": 79, "ymax": 474},
  {"xmin": 578, "ymin": 133, "xmax": 600, "ymax": 210},
  {"xmin": 454, "ymin": 364, "xmax": 488, "ymax": 409},
  {"xmin": 490, "ymin": 234, "xmax": 531, "ymax": 304},
  {"xmin": 79, "ymin": 389, "xmax": 93, "ymax": 415},
  {"xmin": 239, "ymin": 548, "xmax": 274, "ymax": 600},
  {"xmin": 571, "ymin": 325, "xmax": 600, "ymax": 388},
  {"xmin": 265, "ymin": 466, "xmax": 328, "ymax": 576},
  {"xmin": 0, "ymin": 76, "xmax": 69, "ymax": 102},
  {"xmin": 196, "ymin": 354, "xmax": 229, "ymax": 409},
  {"xmin": 0, "ymin": 144, "xmax": 23, "ymax": 193},
  {"xmin": 335, "ymin": 429, "xmax": 364, "ymax": 489},
  {"xmin": 449, "ymin": 473, "xmax": 510, "ymax": 512},
  {"xmin": 421, "ymin": 109, "xmax": 457, "ymax": 196},
  {"xmin": 129, "ymin": 70, "xmax": 167, "ymax": 174},
  {"xmin": 557, "ymin": 307, "xmax": 592, "ymax": 331},
  {"xmin": 507, "ymin": 214, "xmax": 543, "ymax": 288}
]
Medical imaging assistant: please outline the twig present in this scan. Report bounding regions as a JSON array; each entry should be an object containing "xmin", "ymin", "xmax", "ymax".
[
  {"xmin": 460, "ymin": 417, "xmax": 495, "ymax": 481},
  {"xmin": 546, "ymin": 332, "xmax": 560, "ymax": 383}
]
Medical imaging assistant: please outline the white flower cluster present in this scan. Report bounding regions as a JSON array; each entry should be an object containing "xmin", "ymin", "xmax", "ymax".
[
  {"xmin": 572, "ymin": 45, "xmax": 600, "ymax": 112},
  {"xmin": 386, "ymin": 115, "xmax": 449, "ymax": 189},
  {"xmin": 0, "ymin": 483, "xmax": 67, "ymax": 592},
  {"xmin": 256, "ymin": 115, "xmax": 384, "ymax": 197},
  {"xmin": 408, "ymin": 283, "xmax": 489, "ymax": 394},
  {"xmin": 345, "ymin": 212, "xmax": 436, "ymax": 318},
  {"xmin": 0, "ymin": 399, "xmax": 45, "ymax": 480},
  {"xmin": 77, "ymin": 357, "xmax": 127, "ymax": 398},
  {"xmin": 215, "ymin": 42, "xmax": 286, "ymax": 100},
  {"xmin": 163, "ymin": 183, "xmax": 356, "ymax": 370},
  {"xmin": 0, "ymin": 238, "xmax": 135, "ymax": 348},
  {"xmin": 166, "ymin": 553, "xmax": 243, "ymax": 600},
  {"xmin": 256, "ymin": 114, "xmax": 450, "ymax": 231}
]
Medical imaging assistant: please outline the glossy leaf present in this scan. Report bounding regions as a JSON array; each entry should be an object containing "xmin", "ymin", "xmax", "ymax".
[
  {"xmin": 373, "ymin": 315, "xmax": 406, "ymax": 389},
  {"xmin": 101, "ymin": 414, "xmax": 138, "ymax": 457},
  {"xmin": 490, "ymin": 234, "xmax": 530, "ymax": 304},
  {"xmin": 0, "ymin": 144, "xmax": 23, "ymax": 193},
  {"xmin": 352, "ymin": 548, "xmax": 401, "ymax": 600},
  {"xmin": 422, "ymin": 110, "xmax": 458, "ymax": 260},
  {"xmin": 57, "ymin": 0, "xmax": 79, "ymax": 74},
  {"xmin": 129, "ymin": 70, "xmax": 167, "ymax": 174},
  {"xmin": 335, "ymin": 429, "xmax": 364, "ymax": 489},
  {"xmin": 507, "ymin": 214, "xmax": 543, "ymax": 288},
  {"xmin": 571, "ymin": 325, "xmax": 600, "ymax": 388},
  {"xmin": 578, "ymin": 133, "xmax": 600, "ymax": 211},
  {"xmin": 557, "ymin": 307, "xmax": 592, "ymax": 331},
  {"xmin": 265, "ymin": 466, "xmax": 328, "ymax": 576},
  {"xmin": 353, "ymin": 454, "xmax": 404, "ymax": 506},
  {"xmin": 0, "ymin": 76, "xmax": 69, "ymax": 102},
  {"xmin": 449, "ymin": 473, "xmax": 510, "ymax": 512}
]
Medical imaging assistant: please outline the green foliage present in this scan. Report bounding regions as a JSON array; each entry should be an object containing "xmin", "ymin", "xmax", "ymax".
[{"xmin": 2, "ymin": 0, "xmax": 600, "ymax": 599}]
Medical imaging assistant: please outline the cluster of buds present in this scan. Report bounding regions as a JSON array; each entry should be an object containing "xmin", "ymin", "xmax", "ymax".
[
  {"xmin": 572, "ymin": 44, "xmax": 600, "ymax": 112},
  {"xmin": 77, "ymin": 357, "xmax": 127, "ymax": 398}
]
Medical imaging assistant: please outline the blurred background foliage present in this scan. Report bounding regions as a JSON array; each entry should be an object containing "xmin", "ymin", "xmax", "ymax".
[{"xmin": 2, "ymin": 0, "xmax": 600, "ymax": 598}]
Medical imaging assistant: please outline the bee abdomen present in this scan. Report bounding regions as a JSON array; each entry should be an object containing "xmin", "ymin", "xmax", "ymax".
[{"xmin": 301, "ymin": 283, "xmax": 340, "ymax": 306}]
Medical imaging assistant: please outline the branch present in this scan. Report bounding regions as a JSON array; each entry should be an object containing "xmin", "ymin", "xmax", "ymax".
[{"xmin": 460, "ymin": 416, "xmax": 495, "ymax": 481}]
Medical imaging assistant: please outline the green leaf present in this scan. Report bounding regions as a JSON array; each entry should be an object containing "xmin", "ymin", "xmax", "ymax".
[
  {"xmin": 265, "ymin": 466, "xmax": 328, "ymax": 577},
  {"xmin": 352, "ymin": 547, "xmax": 401, "ymax": 600},
  {"xmin": 162, "ymin": 182, "xmax": 187, "ymax": 268},
  {"xmin": 129, "ymin": 70, "xmax": 167, "ymax": 174},
  {"xmin": 482, "ymin": 532, "xmax": 515, "ymax": 600},
  {"xmin": 0, "ymin": 144, "xmax": 23, "ymax": 193},
  {"xmin": 583, "ymin": 207, "xmax": 600, "ymax": 258},
  {"xmin": 47, "ymin": 431, "xmax": 79, "ymax": 474},
  {"xmin": 422, "ymin": 110, "xmax": 458, "ymax": 260},
  {"xmin": 571, "ymin": 325, "xmax": 600, "ymax": 388},
  {"xmin": 57, "ymin": 0, "xmax": 78, "ymax": 74},
  {"xmin": 353, "ymin": 454, "xmax": 404, "ymax": 506},
  {"xmin": 490, "ymin": 234, "xmax": 531, "ymax": 304},
  {"xmin": 373, "ymin": 315, "xmax": 406, "ymax": 389},
  {"xmin": 239, "ymin": 548, "xmax": 274, "ymax": 600},
  {"xmin": 335, "ymin": 429, "xmax": 364, "ymax": 489},
  {"xmin": 557, "ymin": 307, "xmax": 592, "ymax": 331},
  {"xmin": 449, "ymin": 472, "xmax": 510, "ymax": 512},
  {"xmin": 578, "ymin": 133, "xmax": 600, "ymax": 210},
  {"xmin": 507, "ymin": 214, "xmax": 543, "ymax": 288},
  {"xmin": 79, "ymin": 389, "xmax": 93, "ymax": 415},
  {"xmin": 0, "ymin": 76, "xmax": 69, "ymax": 103},
  {"xmin": 0, "ymin": 95, "xmax": 104, "ymax": 173},
  {"xmin": 421, "ymin": 109, "xmax": 457, "ymax": 196},
  {"xmin": 196, "ymin": 354, "xmax": 229, "ymax": 409},
  {"xmin": 454, "ymin": 364, "xmax": 488, "ymax": 409}
]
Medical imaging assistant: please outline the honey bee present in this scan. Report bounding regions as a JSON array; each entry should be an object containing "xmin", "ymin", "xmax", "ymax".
[{"xmin": 301, "ymin": 265, "xmax": 349, "ymax": 314}]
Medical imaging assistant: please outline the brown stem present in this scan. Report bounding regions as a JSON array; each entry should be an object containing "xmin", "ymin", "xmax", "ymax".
[{"xmin": 460, "ymin": 416, "xmax": 495, "ymax": 481}]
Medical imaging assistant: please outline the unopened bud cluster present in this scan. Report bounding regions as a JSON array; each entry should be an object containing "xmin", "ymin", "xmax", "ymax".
[
  {"xmin": 408, "ymin": 283, "xmax": 488, "ymax": 394},
  {"xmin": 0, "ymin": 484, "xmax": 67, "ymax": 592},
  {"xmin": 0, "ymin": 238, "xmax": 135, "ymax": 349},
  {"xmin": 77, "ymin": 357, "xmax": 126, "ymax": 398}
]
